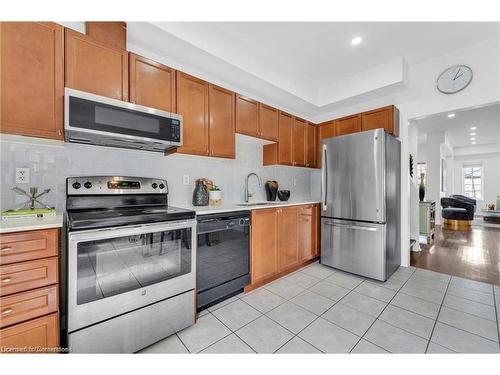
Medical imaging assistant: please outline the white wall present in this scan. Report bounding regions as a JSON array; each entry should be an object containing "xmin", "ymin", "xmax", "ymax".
[{"xmin": 0, "ymin": 135, "xmax": 313, "ymax": 212}]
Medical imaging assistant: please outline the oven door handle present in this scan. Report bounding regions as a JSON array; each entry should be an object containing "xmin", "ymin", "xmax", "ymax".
[{"xmin": 68, "ymin": 219, "xmax": 197, "ymax": 241}]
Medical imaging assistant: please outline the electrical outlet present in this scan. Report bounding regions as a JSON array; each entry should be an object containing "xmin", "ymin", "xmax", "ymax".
[
  {"xmin": 183, "ymin": 175, "xmax": 190, "ymax": 185},
  {"xmin": 15, "ymin": 167, "xmax": 30, "ymax": 184}
]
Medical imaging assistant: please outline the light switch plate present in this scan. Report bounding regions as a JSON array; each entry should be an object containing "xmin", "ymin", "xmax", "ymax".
[
  {"xmin": 15, "ymin": 167, "xmax": 30, "ymax": 184},
  {"xmin": 183, "ymin": 175, "xmax": 190, "ymax": 185}
]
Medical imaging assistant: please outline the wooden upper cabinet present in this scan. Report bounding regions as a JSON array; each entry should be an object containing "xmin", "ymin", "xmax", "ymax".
[
  {"xmin": 335, "ymin": 113, "xmax": 361, "ymax": 136},
  {"xmin": 208, "ymin": 84, "xmax": 235, "ymax": 159},
  {"xmin": 278, "ymin": 111, "xmax": 293, "ymax": 165},
  {"xmin": 0, "ymin": 22, "xmax": 64, "ymax": 140},
  {"xmin": 292, "ymin": 117, "xmax": 306, "ymax": 167},
  {"xmin": 277, "ymin": 207, "xmax": 299, "ymax": 272},
  {"xmin": 129, "ymin": 53, "xmax": 176, "ymax": 112},
  {"xmin": 258, "ymin": 103, "xmax": 279, "ymax": 141},
  {"xmin": 235, "ymin": 95, "xmax": 259, "ymax": 137},
  {"xmin": 319, "ymin": 120, "xmax": 335, "ymax": 140},
  {"xmin": 85, "ymin": 22, "xmax": 126, "ymax": 51},
  {"xmin": 361, "ymin": 105, "xmax": 399, "ymax": 137},
  {"xmin": 306, "ymin": 123, "xmax": 317, "ymax": 168},
  {"xmin": 175, "ymin": 71, "xmax": 209, "ymax": 156},
  {"xmin": 251, "ymin": 209, "xmax": 278, "ymax": 284},
  {"xmin": 65, "ymin": 28, "xmax": 128, "ymax": 101}
]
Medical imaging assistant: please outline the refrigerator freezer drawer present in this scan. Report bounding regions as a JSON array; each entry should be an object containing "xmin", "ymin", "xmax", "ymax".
[{"xmin": 321, "ymin": 218, "xmax": 387, "ymax": 281}]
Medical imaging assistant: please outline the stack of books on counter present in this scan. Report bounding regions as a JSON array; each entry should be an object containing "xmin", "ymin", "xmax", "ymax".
[{"xmin": 2, "ymin": 208, "xmax": 56, "ymax": 222}]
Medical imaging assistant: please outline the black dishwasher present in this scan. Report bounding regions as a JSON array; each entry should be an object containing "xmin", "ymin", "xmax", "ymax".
[{"xmin": 197, "ymin": 211, "xmax": 251, "ymax": 311}]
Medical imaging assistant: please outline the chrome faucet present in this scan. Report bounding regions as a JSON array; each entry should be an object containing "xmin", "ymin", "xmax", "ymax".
[{"xmin": 244, "ymin": 173, "xmax": 262, "ymax": 203}]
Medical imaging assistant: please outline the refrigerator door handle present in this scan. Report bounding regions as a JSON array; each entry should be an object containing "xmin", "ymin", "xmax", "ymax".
[
  {"xmin": 321, "ymin": 144, "xmax": 328, "ymax": 211},
  {"xmin": 324, "ymin": 221, "xmax": 378, "ymax": 232}
]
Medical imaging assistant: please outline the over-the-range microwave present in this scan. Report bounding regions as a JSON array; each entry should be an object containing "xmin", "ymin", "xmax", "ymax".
[{"xmin": 64, "ymin": 88, "xmax": 182, "ymax": 152}]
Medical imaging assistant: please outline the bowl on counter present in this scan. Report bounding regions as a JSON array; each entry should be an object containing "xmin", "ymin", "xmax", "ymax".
[{"xmin": 277, "ymin": 190, "xmax": 290, "ymax": 201}]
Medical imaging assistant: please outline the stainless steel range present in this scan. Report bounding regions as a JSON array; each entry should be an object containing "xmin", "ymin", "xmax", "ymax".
[{"xmin": 66, "ymin": 176, "xmax": 196, "ymax": 353}]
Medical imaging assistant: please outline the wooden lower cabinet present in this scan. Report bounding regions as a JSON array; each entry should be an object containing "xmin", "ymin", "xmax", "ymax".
[
  {"xmin": 0, "ymin": 229, "xmax": 58, "ymax": 266},
  {"xmin": 0, "ymin": 313, "xmax": 59, "ymax": 353},
  {"xmin": 0, "ymin": 228, "xmax": 60, "ymax": 354},
  {"xmin": 299, "ymin": 205, "xmax": 319, "ymax": 262},
  {"xmin": 250, "ymin": 209, "xmax": 279, "ymax": 284},
  {"xmin": 277, "ymin": 207, "xmax": 299, "ymax": 272},
  {"xmin": 248, "ymin": 204, "xmax": 320, "ymax": 289}
]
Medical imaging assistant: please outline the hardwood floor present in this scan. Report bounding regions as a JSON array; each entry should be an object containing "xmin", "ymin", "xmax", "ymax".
[{"xmin": 411, "ymin": 225, "xmax": 500, "ymax": 285}]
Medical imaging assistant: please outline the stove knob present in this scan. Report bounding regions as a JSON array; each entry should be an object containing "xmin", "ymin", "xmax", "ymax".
[
  {"xmin": 84, "ymin": 181, "xmax": 92, "ymax": 189},
  {"xmin": 159, "ymin": 183, "xmax": 165, "ymax": 189},
  {"xmin": 151, "ymin": 183, "xmax": 158, "ymax": 189},
  {"xmin": 72, "ymin": 182, "xmax": 81, "ymax": 189}
]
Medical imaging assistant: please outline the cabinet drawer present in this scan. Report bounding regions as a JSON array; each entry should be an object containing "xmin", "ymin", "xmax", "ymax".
[
  {"xmin": 0, "ymin": 258, "xmax": 58, "ymax": 297},
  {"xmin": 0, "ymin": 313, "xmax": 59, "ymax": 352},
  {"xmin": 0, "ymin": 286, "xmax": 58, "ymax": 328},
  {"xmin": 0, "ymin": 229, "xmax": 59, "ymax": 265}
]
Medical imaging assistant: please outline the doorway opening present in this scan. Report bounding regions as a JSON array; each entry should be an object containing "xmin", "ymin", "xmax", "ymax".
[{"xmin": 408, "ymin": 102, "xmax": 500, "ymax": 285}]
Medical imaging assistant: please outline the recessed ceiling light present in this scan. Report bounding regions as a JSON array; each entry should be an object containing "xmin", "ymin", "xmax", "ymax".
[
  {"xmin": 471, "ymin": 142, "xmax": 477, "ymax": 145},
  {"xmin": 470, "ymin": 137, "xmax": 476, "ymax": 141},
  {"xmin": 351, "ymin": 36, "xmax": 362, "ymax": 46},
  {"xmin": 470, "ymin": 132, "xmax": 476, "ymax": 136},
  {"xmin": 470, "ymin": 126, "xmax": 477, "ymax": 130},
  {"xmin": 447, "ymin": 113, "xmax": 455, "ymax": 118}
]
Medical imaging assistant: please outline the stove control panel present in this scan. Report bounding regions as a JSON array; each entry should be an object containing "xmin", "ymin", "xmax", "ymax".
[{"xmin": 67, "ymin": 176, "xmax": 168, "ymax": 195}]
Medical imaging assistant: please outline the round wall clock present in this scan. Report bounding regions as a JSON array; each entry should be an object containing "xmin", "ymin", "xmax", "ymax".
[{"xmin": 436, "ymin": 65, "xmax": 473, "ymax": 94}]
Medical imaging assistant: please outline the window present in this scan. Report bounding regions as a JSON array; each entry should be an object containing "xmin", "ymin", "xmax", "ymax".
[
  {"xmin": 417, "ymin": 162, "xmax": 427, "ymax": 186},
  {"xmin": 463, "ymin": 165, "xmax": 483, "ymax": 199}
]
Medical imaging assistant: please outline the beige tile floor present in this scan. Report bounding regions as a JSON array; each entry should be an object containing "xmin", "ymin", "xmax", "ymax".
[{"xmin": 140, "ymin": 262, "xmax": 500, "ymax": 354}]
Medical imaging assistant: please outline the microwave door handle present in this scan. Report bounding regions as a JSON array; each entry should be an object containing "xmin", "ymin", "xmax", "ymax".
[{"xmin": 322, "ymin": 144, "xmax": 328, "ymax": 211}]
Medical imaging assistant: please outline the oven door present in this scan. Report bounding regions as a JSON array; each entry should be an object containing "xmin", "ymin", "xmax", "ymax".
[{"xmin": 67, "ymin": 220, "xmax": 196, "ymax": 333}]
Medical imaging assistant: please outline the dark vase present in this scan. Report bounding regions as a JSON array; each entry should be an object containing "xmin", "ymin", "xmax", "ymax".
[
  {"xmin": 193, "ymin": 180, "xmax": 209, "ymax": 206},
  {"xmin": 265, "ymin": 180, "xmax": 278, "ymax": 201},
  {"xmin": 419, "ymin": 173, "xmax": 425, "ymax": 202}
]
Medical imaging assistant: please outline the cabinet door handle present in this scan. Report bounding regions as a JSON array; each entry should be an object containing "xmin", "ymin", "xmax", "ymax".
[
  {"xmin": 1, "ymin": 247, "xmax": 13, "ymax": 252},
  {"xmin": 1, "ymin": 277, "xmax": 12, "ymax": 283},
  {"xmin": 1, "ymin": 308, "xmax": 13, "ymax": 315}
]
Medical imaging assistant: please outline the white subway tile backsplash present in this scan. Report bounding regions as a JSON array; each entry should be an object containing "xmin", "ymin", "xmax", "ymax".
[{"xmin": 0, "ymin": 136, "xmax": 315, "ymax": 211}]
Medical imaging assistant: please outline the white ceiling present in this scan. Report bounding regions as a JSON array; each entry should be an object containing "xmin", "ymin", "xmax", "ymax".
[
  {"xmin": 415, "ymin": 103, "xmax": 500, "ymax": 148},
  {"xmin": 152, "ymin": 22, "xmax": 499, "ymax": 105}
]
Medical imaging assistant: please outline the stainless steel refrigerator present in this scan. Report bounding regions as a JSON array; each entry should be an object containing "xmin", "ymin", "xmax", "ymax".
[{"xmin": 321, "ymin": 128, "xmax": 401, "ymax": 281}]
